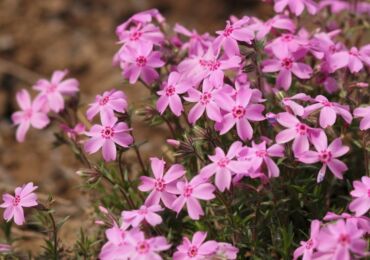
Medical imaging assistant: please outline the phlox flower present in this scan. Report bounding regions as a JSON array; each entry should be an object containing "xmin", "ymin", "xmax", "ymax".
[
  {"xmin": 315, "ymin": 219, "xmax": 367, "ymax": 260},
  {"xmin": 99, "ymin": 223, "xmax": 134, "ymax": 260},
  {"xmin": 303, "ymin": 95, "xmax": 352, "ymax": 128},
  {"xmin": 262, "ymin": 46, "xmax": 313, "ymax": 90},
  {"xmin": 266, "ymin": 33, "xmax": 308, "ymax": 54},
  {"xmin": 293, "ymin": 220, "xmax": 320, "ymax": 260},
  {"xmin": 346, "ymin": 45, "xmax": 370, "ymax": 73},
  {"xmin": 120, "ymin": 42, "xmax": 164, "ymax": 84},
  {"xmin": 281, "ymin": 93, "xmax": 310, "ymax": 116},
  {"xmin": 239, "ymin": 141, "xmax": 284, "ymax": 178},
  {"xmin": 353, "ymin": 106, "xmax": 370, "ymax": 130},
  {"xmin": 214, "ymin": 242, "xmax": 239, "ymax": 260},
  {"xmin": 171, "ymin": 175, "xmax": 215, "ymax": 220},
  {"xmin": 214, "ymin": 17, "xmax": 254, "ymax": 55},
  {"xmin": 33, "ymin": 69, "xmax": 79, "ymax": 112},
  {"xmin": 138, "ymin": 157, "xmax": 185, "ymax": 209},
  {"xmin": 323, "ymin": 212, "xmax": 370, "ymax": 234},
  {"xmin": 122, "ymin": 204, "xmax": 163, "ymax": 227},
  {"xmin": 250, "ymin": 15, "xmax": 296, "ymax": 40},
  {"xmin": 200, "ymin": 141, "xmax": 250, "ymax": 191},
  {"xmin": 274, "ymin": 0, "xmax": 318, "ymax": 16},
  {"xmin": 116, "ymin": 23, "xmax": 164, "ymax": 46},
  {"xmin": 174, "ymin": 24, "xmax": 212, "ymax": 56},
  {"xmin": 178, "ymin": 46, "xmax": 241, "ymax": 85},
  {"xmin": 218, "ymin": 87, "xmax": 265, "ymax": 141},
  {"xmin": 11, "ymin": 89, "xmax": 50, "ymax": 142},
  {"xmin": 86, "ymin": 89, "xmax": 128, "ymax": 121},
  {"xmin": 84, "ymin": 115, "xmax": 133, "ymax": 161},
  {"xmin": 185, "ymin": 79, "xmax": 224, "ymax": 124},
  {"xmin": 0, "ymin": 182, "xmax": 38, "ymax": 225},
  {"xmin": 60, "ymin": 123, "xmax": 85, "ymax": 141},
  {"xmin": 349, "ymin": 176, "xmax": 370, "ymax": 217},
  {"xmin": 126, "ymin": 231, "xmax": 171, "ymax": 260},
  {"xmin": 298, "ymin": 132, "xmax": 349, "ymax": 182},
  {"xmin": 115, "ymin": 9, "xmax": 164, "ymax": 34},
  {"xmin": 173, "ymin": 231, "xmax": 218, "ymax": 260},
  {"xmin": 275, "ymin": 112, "xmax": 320, "ymax": 156},
  {"xmin": 156, "ymin": 71, "xmax": 191, "ymax": 117}
]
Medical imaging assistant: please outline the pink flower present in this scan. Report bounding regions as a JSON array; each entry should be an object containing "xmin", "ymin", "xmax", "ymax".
[
  {"xmin": 127, "ymin": 231, "xmax": 171, "ymax": 260},
  {"xmin": 139, "ymin": 158, "xmax": 185, "ymax": 209},
  {"xmin": 316, "ymin": 219, "xmax": 367, "ymax": 260},
  {"xmin": 120, "ymin": 42, "xmax": 164, "ymax": 84},
  {"xmin": 84, "ymin": 115, "xmax": 133, "ymax": 161},
  {"xmin": 303, "ymin": 95, "xmax": 353, "ymax": 128},
  {"xmin": 214, "ymin": 242, "xmax": 239, "ymax": 260},
  {"xmin": 171, "ymin": 176, "xmax": 215, "ymax": 220},
  {"xmin": 185, "ymin": 79, "xmax": 223, "ymax": 124},
  {"xmin": 0, "ymin": 243, "xmax": 11, "ymax": 253},
  {"xmin": 122, "ymin": 204, "xmax": 163, "ymax": 227},
  {"xmin": 298, "ymin": 132, "xmax": 349, "ymax": 182},
  {"xmin": 214, "ymin": 17, "xmax": 254, "ymax": 55},
  {"xmin": 293, "ymin": 220, "xmax": 320, "ymax": 260},
  {"xmin": 99, "ymin": 223, "xmax": 134, "ymax": 260},
  {"xmin": 174, "ymin": 24, "xmax": 212, "ymax": 56},
  {"xmin": 173, "ymin": 231, "xmax": 218, "ymax": 260},
  {"xmin": 323, "ymin": 212, "xmax": 370, "ymax": 234},
  {"xmin": 178, "ymin": 46, "xmax": 241, "ymax": 85},
  {"xmin": 33, "ymin": 69, "xmax": 79, "ymax": 112},
  {"xmin": 250, "ymin": 15, "xmax": 296, "ymax": 40},
  {"xmin": 219, "ymin": 87, "xmax": 265, "ymax": 141},
  {"xmin": 274, "ymin": 0, "xmax": 318, "ymax": 16},
  {"xmin": 117, "ymin": 23, "xmax": 164, "ymax": 46},
  {"xmin": 200, "ymin": 141, "xmax": 250, "ymax": 191},
  {"xmin": 349, "ymin": 176, "xmax": 370, "ymax": 216},
  {"xmin": 239, "ymin": 141, "xmax": 284, "ymax": 178},
  {"xmin": 346, "ymin": 45, "xmax": 370, "ymax": 73},
  {"xmin": 0, "ymin": 182, "xmax": 38, "ymax": 225},
  {"xmin": 281, "ymin": 93, "xmax": 310, "ymax": 116},
  {"xmin": 156, "ymin": 72, "xmax": 191, "ymax": 116},
  {"xmin": 266, "ymin": 33, "xmax": 308, "ymax": 54},
  {"xmin": 275, "ymin": 112, "xmax": 320, "ymax": 156},
  {"xmin": 353, "ymin": 106, "xmax": 370, "ymax": 130},
  {"xmin": 60, "ymin": 123, "xmax": 85, "ymax": 140},
  {"xmin": 86, "ymin": 89, "xmax": 128, "ymax": 121},
  {"xmin": 262, "ymin": 47, "xmax": 313, "ymax": 90},
  {"xmin": 11, "ymin": 89, "xmax": 50, "ymax": 142}
]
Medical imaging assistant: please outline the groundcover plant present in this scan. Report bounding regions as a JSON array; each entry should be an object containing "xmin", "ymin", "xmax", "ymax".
[{"xmin": 1, "ymin": 0, "xmax": 370, "ymax": 259}]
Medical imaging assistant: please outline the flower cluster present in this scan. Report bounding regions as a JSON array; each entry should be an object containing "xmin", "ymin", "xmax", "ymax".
[{"xmin": 3, "ymin": 0, "xmax": 370, "ymax": 259}]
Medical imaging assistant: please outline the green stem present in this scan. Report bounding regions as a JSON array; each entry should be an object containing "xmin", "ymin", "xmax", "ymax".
[{"xmin": 48, "ymin": 213, "xmax": 58, "ymax": 259}]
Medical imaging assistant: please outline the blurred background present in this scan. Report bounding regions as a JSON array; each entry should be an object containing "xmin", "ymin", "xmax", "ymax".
[{"xmin": 0, "ymin": 0, "xmax": 271, "ymax": 253}]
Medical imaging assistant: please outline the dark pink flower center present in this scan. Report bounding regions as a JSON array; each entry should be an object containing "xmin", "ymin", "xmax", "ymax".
[
  {"xmin": 207, "ymin": 60, "xmax": 221, "ymax": 71},
  {"xmin": 218, "ymin": 157, "xmax": 230, "ymax": 168},
  {"xmin": 349, "ymin": 49, "xmax": 359, "ymax": 56},
  {"xmin": 183, "ymin": 185, "xmax": 193, "ymax": 197},
  {"xmin": 155, "ymin": 178, "xmax": 166, "ymax": 192},
  {"xmin": 282, "ymin": 34, "xmax": 293, "ymax": 42},
  {"xmin": 329, "ymin": 45, "xmax": 337, "ymax": 53},
  {"xmin": 305, "ymin": 239, "xmax": 314, "ymax": 250},
  {"xmin": 281, "ymin": 57, "xmax": 293, "ymax": 70},
  {"xmin": 223, "ymin": 25, "xmax": 234, "ymax": 37},
  {"xmin": 24, "ymin": 109, "xmax": 33, "ymax": 119},
  {"xmin": 136, "ymin": 56, "xmax": 147, "ymax": 67},
  {"xmin": 295, "ymin": 123, "xmax": 308, "ymax": 135},
  {"xmin": 99, "ymin": 96, "xmax": 110, "ymax": 106},
  {"xmin": 319, "ymin": 150, "xmax": 332, "ymax": 163},
  {"xmin": 321, "ymin": 100, "xmax": 332, "ymax": 107},
  {"xmin": 130, "ymin": 31, "xmax": 143, "ymax": 41},
  {"xmin": 101, "ymin": 126, "xmax": 114, "ymax": 139},
  {"xmin": 338, "ymin": 234, "xmax": 350, "ymax": 245},
  {"xmin": 199, "ymin": 59, "xmax": 208, "ymax": 67},
  {"xmin": 200, "ymin": 92, "xmax": 212, "ymax": 105},
  {"xmin": 136, "ymin": 241, "xmax": 150, "ymax": 254},
  {"xmin": 46, "ymin": 84, "xmax": 57, "ymax": 94},
  {"xmin": 165, "ymin": 85, "xmax": 176, "ymax": 96},
  {"xmin": 138, "ymin": 207, "xmax": 148, "ymax": 215},
  {"xmin": 187, "ymin": 245, "xmax": 198, "ymax": 257},
  {"xmin": 256, "ymin": 150, "xmax": 267, "ymax": 158},
  {"xmin": 12, "ymin": 195, "xmax": 21, "ymax": 206},
  {"xmin": 232, "ymin": 105, "xmax": 246, "ymax": 119}
]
